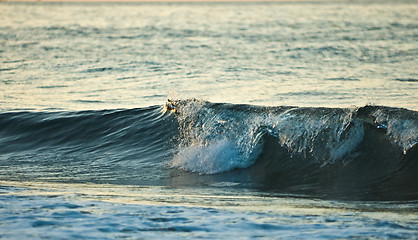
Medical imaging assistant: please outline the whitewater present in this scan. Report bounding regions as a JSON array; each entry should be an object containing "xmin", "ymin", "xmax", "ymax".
[{"xmin": 1, "ymin": 1, "xmax": 418, "ymax": 239}]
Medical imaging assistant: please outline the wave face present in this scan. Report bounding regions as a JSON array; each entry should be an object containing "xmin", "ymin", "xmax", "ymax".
[
  {"xmin": 1, "ymin": 100, "xmax": 417, "ymax": 200},
  {"xmin": 0, "ymin": 106, "xmax": 177, "ymax": 185}
]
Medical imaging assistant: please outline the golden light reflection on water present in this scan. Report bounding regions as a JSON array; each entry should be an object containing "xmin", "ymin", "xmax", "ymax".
[{"xmin": 1, "ymin": 2, "xmax": 418, "ymax": 111}]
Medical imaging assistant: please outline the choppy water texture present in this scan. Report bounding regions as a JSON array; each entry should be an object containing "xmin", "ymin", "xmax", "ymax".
[
  {"xmin": 1, "ymin": 1, "xmax": 418, "ymax": 239},
  {"xmin": 1, "ymin": 182, "xmax": 418, "ymax": 239}
]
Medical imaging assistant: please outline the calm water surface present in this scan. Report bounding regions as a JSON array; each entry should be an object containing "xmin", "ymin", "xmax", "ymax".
[{"xmin": 1, "ymin": 1, "xmax": 417, "ymax": 110}]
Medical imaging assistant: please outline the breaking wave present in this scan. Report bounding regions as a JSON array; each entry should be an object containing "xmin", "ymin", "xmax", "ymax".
[
  {"xmin": 166, "ymin": 99, "xmax": 418, "ymax": 200},
  {"xmin": 168, "ymin": 99, "xmax": 416, "ymax": 169},
  {"xmin": 0, "ymin": 99, "xmax": 417, "ymax": 200}
]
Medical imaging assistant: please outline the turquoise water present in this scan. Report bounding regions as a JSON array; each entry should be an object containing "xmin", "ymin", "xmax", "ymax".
[{"xmin": 1, "ymin": 1, "xmax": 418, "ymax": 239}]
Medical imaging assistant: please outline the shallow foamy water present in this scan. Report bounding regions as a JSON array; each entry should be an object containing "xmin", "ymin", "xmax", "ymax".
[{"xmin": 1, "ymin": 181, "xmax": 417, "ymax": 239}]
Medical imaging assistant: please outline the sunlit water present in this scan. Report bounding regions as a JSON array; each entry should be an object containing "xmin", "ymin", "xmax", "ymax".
[
  {"xmin": 1, "ymin": 1, "xmax": 417, "ymax": 111},
  {"xmin": 1, "ymin": 181, "xmax": 418, "ymax": 239},
  {"xmin": 1, "ymin": 1, "xmax": 418, "ymax": 239}
]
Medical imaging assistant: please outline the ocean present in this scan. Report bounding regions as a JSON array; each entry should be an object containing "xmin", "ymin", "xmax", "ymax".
[{"xmin": 1, "ymin": 1, "xmax": 418, "ymax": 239}]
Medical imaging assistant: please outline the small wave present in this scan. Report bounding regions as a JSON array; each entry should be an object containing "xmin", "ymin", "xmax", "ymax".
[
  {"xmin": 72, "ymin": 100, "xmax": 104, "ymax": 104},
  {"xmin": 116, "ymin": 76, "xmax": 138, "ymax": 81},
  {"xmin": 37, "ymin": 85, "xmax": 68, "ymax": 89},
  {"xmin": 275, "ymin": 90, "xmax": 330, "ymax": 97},
  {"xmin": 325, "ymin": 77, "xmax": 360, "ymax": 81},
  {"xmin": 394, "ymin": 78, "xmax": 418, "ymax": 82},
  {"xmin": 83, "ymin": 67, "xmax": 114, "ymax": 73},
  {"xmin": 0, "ymin": 68, "xmax": 18, "ymax": 72}
]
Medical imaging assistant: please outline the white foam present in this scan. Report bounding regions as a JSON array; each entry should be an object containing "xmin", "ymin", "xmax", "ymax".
[
  {"xmin": 265, "ymin": 109, "xmax": 364, "ymax": 164},
  {"xmin": 171, "ymin": 138, "xmax": 260, "ymax": 174},
  {"xmin": 372, "ymin": 109, "xmax": 418, "ymax": 153},
  {"xmin": 169, "ymin": 100, "xmax": 264, "ymax": 174},
  {"xmin": 170, "ymin": 100, "xmax": 367, "ymax": 173},
  {"xmin": 3, "ymin": 183, "xmax": 417, "ymax": 240}
]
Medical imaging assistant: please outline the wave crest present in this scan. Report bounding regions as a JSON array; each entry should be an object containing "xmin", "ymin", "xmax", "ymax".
[{"xmin": 168, "ymin": 99, "xmax": 417, "ymax": 175}]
